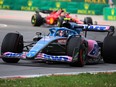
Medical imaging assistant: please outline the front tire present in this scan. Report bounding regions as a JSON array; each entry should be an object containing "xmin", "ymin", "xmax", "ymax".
[
  {"xmin": 1, "ymin": 33, "xmax": 24, "ymax": 63},
  {"xmin": 67, "ymin": 36, "xmax": 87, "ymax": 67}
]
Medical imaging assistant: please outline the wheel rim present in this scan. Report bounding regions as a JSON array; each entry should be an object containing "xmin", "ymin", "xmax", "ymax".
[
  {"xmin": 80, "ymin": 49, "xmax": 86, "ymax": 65},
  {"xmin": 80, "ymin": 50, "xmax": 84, "ymax": 64},
  {"xmin": 31, "ymin": 15, "xmax": 36, "ymax": 25}
]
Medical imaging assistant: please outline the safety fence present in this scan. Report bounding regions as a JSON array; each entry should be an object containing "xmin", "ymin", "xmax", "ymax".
[{"xmin": 0, "ymin": 0, "xmax": 109, "ymax": 15}]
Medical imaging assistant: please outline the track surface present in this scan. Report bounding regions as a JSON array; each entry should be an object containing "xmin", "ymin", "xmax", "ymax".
[{"xmin": 0, "ymin": 10, "xmax": 116, "ymax": 78}]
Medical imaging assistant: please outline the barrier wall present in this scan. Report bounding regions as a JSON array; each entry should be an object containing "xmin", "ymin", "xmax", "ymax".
[
  {"xmin": 0, "ymin": 0, "xmax": 109, "ymax": 15},
  {"xmin": 112, "ymin": 0, "xmax": 116, "ymax": 6},
  {"xmin": 103, "ymin": 7, "xmax": 116, "ymax": 21}
]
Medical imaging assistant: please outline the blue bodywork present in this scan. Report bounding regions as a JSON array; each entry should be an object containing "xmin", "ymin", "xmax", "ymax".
[
  {"xmin": 27, "ymin": 27, "xmax": 79, "ymax": 59},
  {"xmin": 1, "ymin": 22, "xmax": 113, "ymax": 62},
  {"xmin": 26, "ymin": 36, "xmax": 66, "ymax": 58}
]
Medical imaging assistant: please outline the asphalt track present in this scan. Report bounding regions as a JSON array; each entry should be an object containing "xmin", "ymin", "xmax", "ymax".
[{"xmin": 0, "ymin": 10, "xmax": 116, "ymax": 78}]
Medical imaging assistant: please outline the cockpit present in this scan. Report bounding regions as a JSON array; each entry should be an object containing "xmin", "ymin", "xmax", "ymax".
[{"xmin": 49, "ymin": 27, "xmax": 77, "ymax": 37}]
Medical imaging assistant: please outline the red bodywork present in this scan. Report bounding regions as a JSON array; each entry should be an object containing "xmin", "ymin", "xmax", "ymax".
[
  {"xmin": 46, "ymin": 9, "xmax": 64, "ymax": 25},
  {"xmin": 45, "ymin": 9, "xmax": 83, "ymax": 25},
  {"xmin": 64, "ymin": 13, "xmax": 83, "ymax": 24}
]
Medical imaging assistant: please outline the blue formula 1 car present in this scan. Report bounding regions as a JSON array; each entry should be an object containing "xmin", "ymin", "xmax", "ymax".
[{"xmin": 0, "ymin": 22, "xmax": 116, "ymax": 67}]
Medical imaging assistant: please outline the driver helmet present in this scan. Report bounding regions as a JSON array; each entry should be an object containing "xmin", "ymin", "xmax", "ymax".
[{"xmin": 57, "ymin": 30, "xmax": 67, "ymax": 37}]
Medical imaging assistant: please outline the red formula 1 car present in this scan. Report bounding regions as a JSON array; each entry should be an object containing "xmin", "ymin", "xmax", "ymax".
[{"xmin": 31, "ymin": 9, "xmax": 93, "ymax": 27}]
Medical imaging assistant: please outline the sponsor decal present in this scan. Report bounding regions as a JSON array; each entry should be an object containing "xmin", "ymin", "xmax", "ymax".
[
  {"xmin": 56, "ymin": 2, "xmax": 60, "ymax": 8},
  {"xmin": 0, "ymin": 0, "xmax": 3, "ymax": 4},
  {"xmin": 51, "ymin": 0, "xmax": 71, "ymax": 1},
  {"xmin": 111, "ymin": 9, "xmax": 115, "ymax": 15},
  {"xmin": 21, "ymin": 0, "xmax": 38, "ymax": 11},
  {"xmin": 0, "ymin": 0, "xmax": 10, "ymax": 9},
  {"xmin": 28, "ymin": 0, "xmax": 32, "ymax": 7},
  {"xmin": 89, "ymin": 44, "xmax": 99, "ymax": 56},
  {"xmin": 85, "ymin": 0, "xmax": 107, "ymax": 4},
  {"xmin": 43, "ymin": 54, "xmax": 72, "ymax": 62},
  {"xmin": 83, "ymin": 25, "xmax": 110, "ymax": 31},
  {"xmin": 57, "ymin": 39, "xmax": 66, "ymax": 44},
  {"xmin": 85, "ymin": 3, "xmax": 89, "ymax": 10},
  {"xmin": 3, "ymin": 52, "xmax": 27, "ymax": 59},
  {"xmin": 77, "ymin": 3, "xmax": 95, "ymax": 15},
  {"xmin": 107, "ymin": 8, "xmax": 116, "ymax": 21},
  {"xmin": 49, "ymin": 2, "xmax": 66, "ymax": 12}
]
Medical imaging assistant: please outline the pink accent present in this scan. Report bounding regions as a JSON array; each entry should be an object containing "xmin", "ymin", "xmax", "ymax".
[
  {"xmin": 36, "ymin": 53, "xmax": 72, "ymax": 62},
  {"xmin": 106, "ymin": 26, "xmax": 110, "ymax": 30},
  {"xmin": 4, "ymin": 52, "xmax": 11, "ymax": 55},
  {"xmin": 36, "ymin": 53, "xmax": 44, "ymax": 58},
  {"xmin": 87, "ymin": 40, "xmax": 97, "ymax": 54},
  {"xmin": 87, "ymin": 40, "xmax": 99, "ymax": 58},
  {"xmin": 21, "ymin": 52, "xmax": 28, "ymax": 59}
]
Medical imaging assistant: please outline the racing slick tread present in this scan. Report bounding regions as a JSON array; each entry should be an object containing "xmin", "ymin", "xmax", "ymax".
[
  {"xmin": 1, "ymin": 33, "xmax": 24, "ymax": 63},
  {"xmin": 102, "ymin": 36, "xmax": 116, "ymax": 63},
  {"xmin": 66, "ymin": 36, "xmax": 87, "ymax": 67}
]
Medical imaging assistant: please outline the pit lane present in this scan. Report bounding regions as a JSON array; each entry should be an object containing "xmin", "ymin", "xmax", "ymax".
[{"xmin": 0, "ymin": 10, "xmax": 116, "ymax": 78}]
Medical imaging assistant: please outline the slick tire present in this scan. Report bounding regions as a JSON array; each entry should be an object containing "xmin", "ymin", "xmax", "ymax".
[
  {"xmin": 84, "ymin": 17, "xmax": 93, "ymax": 25},
  {"xmin": 31, "ymin": 13, "xmax": 44, "ymax": 26},
  {"xmin": 102, "ymin": 36, "xmax": 116, "ymax": 63},
  {"xmin": 57, "ymin": 16, "xmax": 64, "ymax": 27},
  {"xmin": 67, "ymin": 36, "xmax": 87, "ymax": 67},
  {"xmin": 1, "ymin": 33, "xmax": 24, "ymax": 63}
]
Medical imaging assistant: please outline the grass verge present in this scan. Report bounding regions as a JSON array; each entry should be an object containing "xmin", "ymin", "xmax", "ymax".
[{"xmin": 0, "ymin": 72, "xmax": 116, "ymax": 87}]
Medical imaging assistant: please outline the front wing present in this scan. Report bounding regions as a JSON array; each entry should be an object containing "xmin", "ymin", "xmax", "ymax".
[{"xmin": 0, "ymin": 52, "xmax": 72, "ymax": 62}]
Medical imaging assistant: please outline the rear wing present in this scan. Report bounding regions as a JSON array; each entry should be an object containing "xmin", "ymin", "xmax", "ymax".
[
  {"xmin": 78, "ymin": 24, "xmax": 115, "ymax": 32},
  {"xmin": 65, "ymin": 22, "xmax": 115, "ymax": 36}
]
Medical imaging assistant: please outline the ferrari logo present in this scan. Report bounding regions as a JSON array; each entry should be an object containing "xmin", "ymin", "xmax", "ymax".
[
  {"xmin": 56, "ymin": 2, "xmax": 60, "ymax": 8},
  {"xmin": 111, "ymin": 9, "xmax": 115, "ymax": 15},
  {"xmin": 28, "ymin": 0, "xmax": 33, "ymax": 7},
  {"xmin": 0, "ymin": 0, "xmax": 4, "ymax": 5},
  {"xmin": 84, "ymin": 3, "xmax": 89, "ymax": 10}
]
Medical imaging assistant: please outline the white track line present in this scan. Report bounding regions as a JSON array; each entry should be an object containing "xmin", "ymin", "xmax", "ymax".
[
  {"xmin": 0, "ymin": 24, "xmax": 7, "ymax": 27},
  {"xmin": 0, "ymin": 70, "xmax": 116, "ymax": 79}
]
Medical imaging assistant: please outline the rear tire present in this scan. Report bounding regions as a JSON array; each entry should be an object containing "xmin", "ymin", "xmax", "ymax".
[
  {"xmin": 67, "ymin": 36, "xmax": 87, "ymax": 67},
  {"xmin": 84, "ymin": 17, "xmax": 93, "ymax": 25},
  {"xmin": 1, "ymin": 33, "xmax": 24, "ymax": 63},
  {"xmin": 31, "ymin": 13, "xmax": 44, "ymax": 26},
  {"xmin": 102, "ymin": 36, "xmax": 116, "ymax": 63},
  {"xmin": 57, "ymin": 16, "xmax": 64, "ymax": 27}
]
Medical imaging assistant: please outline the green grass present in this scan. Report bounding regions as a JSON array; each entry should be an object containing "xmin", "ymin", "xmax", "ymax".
[{"xmin": 0, "ymin": 72, "xmax": 116, "ymax": 87}]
